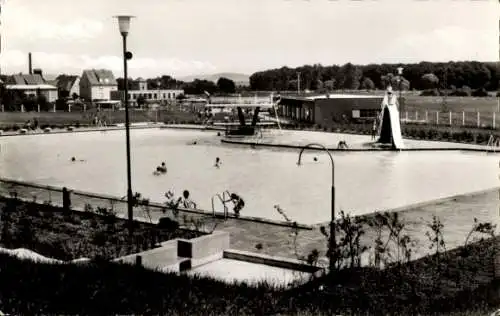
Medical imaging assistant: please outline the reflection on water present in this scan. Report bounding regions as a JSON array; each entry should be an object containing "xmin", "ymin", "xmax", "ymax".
[{"xmin": 0, "ymin": 129, "xmax": 497, "ymax": 225}]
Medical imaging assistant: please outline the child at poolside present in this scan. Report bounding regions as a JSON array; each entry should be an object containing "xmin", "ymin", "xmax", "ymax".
[
  {"xmin": 224, "ymin": 193, "xmax": 245, "ymax": 217},
  {"xmin": 175, "ymin": 190, "xmax": 197, "ymax": 209}
]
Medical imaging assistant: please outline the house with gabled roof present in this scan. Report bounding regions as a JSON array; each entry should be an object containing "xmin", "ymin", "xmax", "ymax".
[
  {"xmin": 56, "ymin": 75, "xmax": 80, "ymax": 99},
  {"xmin": 79, "ymin": 69, "xmax": 118, "ymax": 102},
  {"xmin": 4, "ymin": 73, "xmax": 58, "ymax": 103}
]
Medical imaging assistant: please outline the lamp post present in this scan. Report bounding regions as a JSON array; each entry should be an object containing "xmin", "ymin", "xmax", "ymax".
[
  {"xmin": 296, "ymin": 143, "xmax": 335, "ymax": 271},
  {"xmin": 397, "ymin": 67, "xmax": 404, "ymax": 113},
  {"xmin": 114, "ymin": 15, "xmax": 135, "ymax": 239}
]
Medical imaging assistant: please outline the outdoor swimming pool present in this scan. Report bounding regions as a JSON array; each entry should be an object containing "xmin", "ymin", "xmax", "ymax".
[{"xmin": 0, "ymin": 128, "xmax": 497, "ymax": 225}]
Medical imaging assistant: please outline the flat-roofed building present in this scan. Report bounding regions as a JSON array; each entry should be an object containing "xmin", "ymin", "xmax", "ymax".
[{"xmin": 279, "ymin": 93, "xmax": 383, "ymax": 126}]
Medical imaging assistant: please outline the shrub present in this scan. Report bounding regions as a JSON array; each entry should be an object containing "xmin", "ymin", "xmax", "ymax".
[
  {"xmin": 472, "ymin": 88, "xmax": 489, "ymax": 97},
  {"xmin": 417, "ymin": 129, "xmax": 427, "ymax": 139},
  {"xmin": 158, "ymin": 217, "xmax": 180, "ymax": 231},
  {"xmin": 420, "ymin": 89, "xmax": 440, "ymax": 96}
]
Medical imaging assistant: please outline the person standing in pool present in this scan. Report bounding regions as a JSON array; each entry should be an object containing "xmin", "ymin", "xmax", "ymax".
[{"xmin": 214, "ymin": 157, "xmax": 222, "ymax": 168}]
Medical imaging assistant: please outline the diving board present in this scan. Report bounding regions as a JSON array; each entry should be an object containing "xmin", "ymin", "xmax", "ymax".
[{"xmin": 377, "ymin": 87, "xmax": 405, "ymax": 149}]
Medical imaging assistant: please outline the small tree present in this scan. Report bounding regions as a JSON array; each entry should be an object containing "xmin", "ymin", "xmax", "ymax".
[
  {"xmin": 320, "ymin": 210, "xmax": 367, "ymax": 270},
  {"xmin": 217, "ymin": 77, "xmax": 236, "ymax": 94},
  {"xmin": 421, "ymin": 73, "xmax": 439, "ymax": 89},
  {"xmin": 464, "ymin": 217, "xmax": 496, "ymax": 248},
  {"xmin": 323, "ymin": 79, "xmax": 335, "ymax": 91},
  {"xmin": 425, "ymin": 215, "xmax": 447, "ymax": 268},
  {"xmin": 360, "ymin": 77, "xmax": 375, "ymax": 90}
]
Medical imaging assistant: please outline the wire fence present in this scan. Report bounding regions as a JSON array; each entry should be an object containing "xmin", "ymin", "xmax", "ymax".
[
  {"xmin": 400, "ymin": 110, "xmax": 500, "ymax": 129},
  {"xmin": 0, "ymin": 178, "xmax": 214, "ymax": 227}
]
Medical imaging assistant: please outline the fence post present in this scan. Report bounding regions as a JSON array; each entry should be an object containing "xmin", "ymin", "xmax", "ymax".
[
  {"xmin": 405, "ymin": 111, "xmax": 408, "ymax": 121},
  {"xmin": 477, "ymin": 112, "xmax": 480, "ymax": 128},
  {"xmin": 425, "ymin": 111, "xmax": 428, "ymax": 122},
  {"xmin": 494, "ymin": 112, "xmax": 496, "ymax": 129},
  {"xmin": 436, "ymin": 111, "xmax": 439, "ymax": 125},
  {"xmin": 462, "ymin": 111, "xmax": 465, "ymax": 126},
  {"xmin": 415, "ymin": 111, "xmax": 418, "ymax": 121},
  {"xmin": 449, "ymin": 111, "xmax": 452, "ymax": 126},
  {"xmin": 37, "ymin": 104, "xmax": 40, "ymax": 112}
]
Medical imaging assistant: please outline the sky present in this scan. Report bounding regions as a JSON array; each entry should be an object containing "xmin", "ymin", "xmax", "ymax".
[{"xmin": 0, "ymin": 0, "xmax": 498, "ymax": 79}]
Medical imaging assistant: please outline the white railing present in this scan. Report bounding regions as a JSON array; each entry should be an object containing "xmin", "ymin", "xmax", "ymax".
[{"xmin": 400, "ymin": 110, "xmax": 500, "ymax": 129}]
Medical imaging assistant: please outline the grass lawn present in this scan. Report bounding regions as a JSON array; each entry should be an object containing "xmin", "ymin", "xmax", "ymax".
[
  {"xmin": 0, "ymin": 108, "xmax": 201, "ymax": 128},
  {"xmin": 0, "ymin": 197, "xmax": 499, "ymax": 315},
  {"xmin": 0, "ymin": 197, "xmax": 204, "ymax": 261}
]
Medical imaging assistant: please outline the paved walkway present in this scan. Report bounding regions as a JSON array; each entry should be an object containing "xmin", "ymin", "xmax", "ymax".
[
  {"xmin": 1, "ymin": 180, "xmax": 497, "ymax": 264},
  {"xmin": 0, "ymin": 123, "xmax": 165, "ymax": 137}
]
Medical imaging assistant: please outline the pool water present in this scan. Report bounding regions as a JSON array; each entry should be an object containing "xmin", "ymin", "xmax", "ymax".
[{"xmin": 0, "ymin": 128, "xmax": 497, "ymax": 225}]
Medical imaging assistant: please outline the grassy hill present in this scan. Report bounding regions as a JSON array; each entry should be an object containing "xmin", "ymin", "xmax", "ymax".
[{"xmin": 178, "ymin": 72, "xmax": 250, "ymax": 86}]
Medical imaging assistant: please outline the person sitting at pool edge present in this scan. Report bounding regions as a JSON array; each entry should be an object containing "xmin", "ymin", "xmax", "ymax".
[
  {"xmin": 175, "ymin": 190, "xmax": 197, "ymax": 209},
  {"xmin": 337, "ymin": 140, "xmax": 349, "ymax": 150},
  {"xmin": 224, "ymin": 193, "xmax": 245, "ymax": 217}
]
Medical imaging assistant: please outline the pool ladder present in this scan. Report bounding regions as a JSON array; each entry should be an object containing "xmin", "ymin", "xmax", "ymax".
[
  {"xmin": 487, "ymin": 135, "xmax": 499, "ymax": 152},
  {"xmin": 211, "ymin": 191, "xmax": 231, "ymax": 220}
]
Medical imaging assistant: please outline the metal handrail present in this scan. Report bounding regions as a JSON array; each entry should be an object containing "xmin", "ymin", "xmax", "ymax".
[
  {"xmin": 211, "ymin": 193, "xmax": 229, "ymax": 219},
  {"xmin": 487, "ymin": 135, "xmax": 499, "ymax": 152}
]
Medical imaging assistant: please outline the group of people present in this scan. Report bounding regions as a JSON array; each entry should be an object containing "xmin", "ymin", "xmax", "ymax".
[
  {"xmin": 164, "ymin": 189, "xmax": 245, "ymax": 217},
  {"xmin": 93, "ymin": 115, "xmax": 108, "ymax": 127},
  {"xmin": 23, "ymin": 119, "xmax": 39, "ymax": 131}
]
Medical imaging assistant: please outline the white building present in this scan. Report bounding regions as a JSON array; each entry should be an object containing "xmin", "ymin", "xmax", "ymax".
[
  {"xmin": 112, "ymin": 77, "xmax": 184, "ymax": 107},
  {"xmin": 5, "ymin": 74, "xmax": 58, "ymax": 102},
  {"xmin": 79, "ymin": 69, "xmax": 118, "ymax": 102}
]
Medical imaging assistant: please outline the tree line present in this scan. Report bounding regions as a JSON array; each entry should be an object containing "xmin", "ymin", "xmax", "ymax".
[
  {"xmin": 248, "ymin": 61, "xmax": 500, "ymax": 93},
  {"xmin": 116, "ymin": 75, "xmax": 237, "ymax": 95}
]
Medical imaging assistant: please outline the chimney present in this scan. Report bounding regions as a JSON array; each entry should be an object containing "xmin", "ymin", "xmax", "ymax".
[
  {"xmin": 33, "ymin": 68, "xmax": 42, "ymax": 78},
  {"xmin": 28, "ymin": 52, "xmax": 32, "ymax": 74}
]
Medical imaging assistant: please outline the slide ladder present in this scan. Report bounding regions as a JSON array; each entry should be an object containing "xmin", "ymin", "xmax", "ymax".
[{"xmin": 272, "ymin": 94, "xmax": 283, "ymax": 133}]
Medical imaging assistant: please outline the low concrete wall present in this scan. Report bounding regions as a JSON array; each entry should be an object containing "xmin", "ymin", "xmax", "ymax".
[
  {"xmin": 221, "ymin": 138, "xmax": 495, "ymax": 153},
  {"xmin": 114, "ymin": 239, "xmax": 179, "ymax": 271},
  {"xmin": 178, "ymin": 230, "xmax": 230, "ymax": 260},
  {"xmin": 224, "ymin": 249, "xmax": 323, "ymax": 274}
]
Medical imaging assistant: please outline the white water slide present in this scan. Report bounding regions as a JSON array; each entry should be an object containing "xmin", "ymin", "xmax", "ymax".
[{"xmin": 378, "ymin": 89, "xmax": 405, "ymax": 149}]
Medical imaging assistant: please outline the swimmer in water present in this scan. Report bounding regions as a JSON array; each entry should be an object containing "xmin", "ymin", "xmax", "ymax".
[
  {"xmin": 214, "ymin": 157, "xmax": 221, "ymax": 168},
  {"xmin": 158, "ymin": 162, "xmax": 167, "ymax": 173},
  {"xmin": 70, "ymin": 156, "xmax": 85, "ymax": 162},
  {"xmin": 313, "ymin": 157, "xmax": 318, "ymax": 162},
  {"xmin": 192, "ymin": 141, "xmax": 197, "ymax": 145}
]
